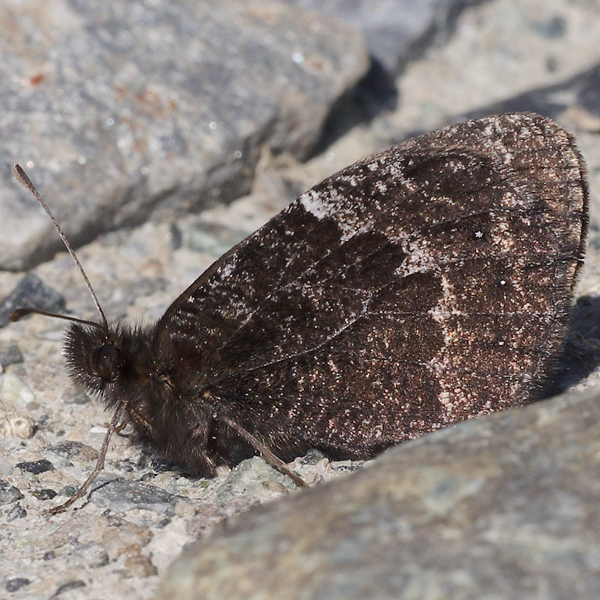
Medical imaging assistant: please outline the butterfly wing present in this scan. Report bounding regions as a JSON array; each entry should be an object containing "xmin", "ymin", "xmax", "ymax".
[{"xmin": 155, "ymin": 112, "xmax": 588, "ymax": 459}]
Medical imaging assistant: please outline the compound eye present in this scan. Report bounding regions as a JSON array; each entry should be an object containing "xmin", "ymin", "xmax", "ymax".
[{"xmin": 94, "ymin": 345, "xmax": 123, "ymax": 382}]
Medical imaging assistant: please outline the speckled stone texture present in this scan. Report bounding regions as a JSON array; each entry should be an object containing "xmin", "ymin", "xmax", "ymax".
[
  {"xmin": 160, "ymin": 388, "xmax": 600, "ymax": 600},
  {"xmin": 0, "ymin": 0, "xmax": 368, "ymax": 270},
  {"xmin": 284, "ymin": 0, "xmax": 491, "ymax": 75}
]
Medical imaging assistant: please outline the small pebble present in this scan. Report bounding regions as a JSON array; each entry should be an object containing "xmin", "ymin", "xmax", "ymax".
[
  {"xmin": 15, "ymin": 459, "xmax": 54, "ymax": 474},
  {"xmin": 0, "ymin": 373, "xmax": 35, "ymax": 405},
  {"xmin": 0, "ymin": 342, "xmax": 23, "ymax": 367},
  {"xmin": 101, "ymin": 522, "xmax": 153, "ymax": 558},
  {"xmin": 0, "ymin": 273, "xmax": 65, "ymax": 328},
  {"xmin": 125, "ymin": 555, "xmax": 158, "ymax": 578},
  {"xmin": 69, "ymin": 542, "xmax": 110, "ymax": 569},
  {"xmin": 0, "ymin": 404, "xmax": 35, "ymax": 439},
  {"xmin": 49, "ymin": 441, "xmax": 99, "ymax": 461},
  {"xmin": 31, "ymin": 488, "xmax": 57, "ymax": 501},
  {"xmin": 0, "ymin": 480, "xmax": 24, "ymax": 505},
  {"xmin": 52, "ymin": 580, "xmax": 86, "ymax": 596},
  {"xmin": 5, "ymin": 577, "xmax": 30, "ymax": 593},
  {"xmin": 5, "ymin": 503, "xmax": 27, "ymax": 522},
  {"xmin": 91, "ymin": 478, "xmax": 183, "ymax": 515}
]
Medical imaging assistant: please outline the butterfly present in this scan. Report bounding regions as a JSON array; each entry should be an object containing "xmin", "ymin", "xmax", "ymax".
[{"xmin": 11, "ymin": 111, "xmax": 589, "ymax": 513}]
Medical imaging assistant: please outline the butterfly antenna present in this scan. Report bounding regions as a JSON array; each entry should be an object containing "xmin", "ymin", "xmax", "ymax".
[
  {"xmin": 11, "ymin": 164, "xmax": 109, "ymax": 330},
  {"xmin": 45, "ymin": 400, "xmax": 126, "ymax": 515}
]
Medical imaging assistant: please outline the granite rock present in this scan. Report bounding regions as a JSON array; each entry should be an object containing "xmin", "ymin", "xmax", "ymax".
[
  {"xmin": 0, "ymin": 0, "xmax": 368, "ymax": 270},
  {"xmin": 160, "ymin": 388, "xmax": 600, "ymax": 600},
  {"xmin": 0, "ymin": 273, "xmax": 65, "ymax": 327},
  {"xmin": 89, "ymin": 477, "xmax": 186, "ymax": 516},
  {"xmin": 284, "ymin": 0, "xmax": 491, "ymax": 75}
]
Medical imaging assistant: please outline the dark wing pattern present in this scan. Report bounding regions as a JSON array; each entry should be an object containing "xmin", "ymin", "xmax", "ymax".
[{"xmin": 155, "ymin": 112, "xmax": 588, "ymax": 459}]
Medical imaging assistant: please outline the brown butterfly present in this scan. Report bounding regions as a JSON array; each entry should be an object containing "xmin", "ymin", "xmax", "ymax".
[{"xmin": 12, "ymin": 112, "xmax": 588, "ymax": 513}]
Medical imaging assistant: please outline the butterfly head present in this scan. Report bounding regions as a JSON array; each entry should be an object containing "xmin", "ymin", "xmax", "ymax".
[{"xmin": 64, "ymin": 322, "xmax": 124, "ymax": 393}]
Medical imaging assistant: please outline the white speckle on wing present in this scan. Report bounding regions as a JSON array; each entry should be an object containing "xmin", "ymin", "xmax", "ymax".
[
  {"xmin": 299, "ymin": 188, "xmax": 372, "ymax": 242},
  {"xmin": 299, "ymin": 190, "xmax": 337, "ymax": 220},
  {"xmin": 219, "ymin": 257, "xmax": 237, "ymax": 279}
]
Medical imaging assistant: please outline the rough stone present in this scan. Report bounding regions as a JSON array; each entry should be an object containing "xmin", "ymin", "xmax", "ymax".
[
  {"xmin": 15, "ymin": 459, "xmax": 55, "ymax": 474},
  {"xmin": 160, "ymin": 388, "xmax": 600, "ymax": 600},
  {"xmin": 5, "ymin": 503, "xmax": 27, "ymax": 522},
  {"xmin": 89, "ymin": 477, "xmax": 186, "ymax": 515},
  {"xmin": 0, "ymin": 374, "xmax": 35, "ymax": 406},
  {"xmin": 0, "ymin": 341, "xmax": 23, "ymax": 368},
  {"xmin": 0, "ymin": 0, "xmax": 368, "ymax": 270},
  {"xmin": 0, "ymin": 480, "xmax": 24, "ymax": 505},
  {"xmin": 0, "ymin": 273, "xmax": 66, "ymax": 327},
  {"xmin": 285, "ymin": 0, "xmax": 491, "ymax": 75},
  {"xmin": 0, "ymin": 400, "xmax": 36, "ymax": 439}
]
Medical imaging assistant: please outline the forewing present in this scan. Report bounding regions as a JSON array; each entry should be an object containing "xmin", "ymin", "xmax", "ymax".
[{"xmin": 156, "ymin": 112, "xmax": 588, "ymax": 455}]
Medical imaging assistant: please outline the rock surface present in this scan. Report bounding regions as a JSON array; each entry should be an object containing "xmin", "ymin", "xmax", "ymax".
[
  {"xmin": 285, "ymin": 0, "xmax": 491, "ymax": 75},
  {"xmin": 159, "ymin": 388, "xmax": 600, "ymax": 600},
  {"xmin": 0, "ymin": 0, "xmax": 368, "ymax": 270}
]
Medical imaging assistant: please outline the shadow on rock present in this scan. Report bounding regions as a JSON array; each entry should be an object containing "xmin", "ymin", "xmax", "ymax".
[{"xmin": 544, "ymin": 294, "xmax": 600, "ymax": 397}]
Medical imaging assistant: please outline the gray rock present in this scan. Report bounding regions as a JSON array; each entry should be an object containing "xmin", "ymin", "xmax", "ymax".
[
  {"xmin": 5, "ymin": 503, "xmax": 27, "ymax": 522},
  {"xmin": 5, "ymin": 577, "xmax": 30, "ymax": 593},
  {"xmin": 0, "ymin": 273, "xmax": 65, "ymax": 327},
  {"xmin": 0, "ymin": 0, "xmax": 368, "ymax": 270},
  {"xmin": 0, "ymin": 342, "xmax": 23, "ymax": 368},
  {"xmin": 15, "ymin": 459, "xmax": 55, "ymax": 474},
  {"xmin": 89, "ymin": 476, "xmax": 186, "ymax": 515},
  {"xmin": 159, "ymin": 388, "xmax": 600, "ymax": 600},
  {"xmin": 213, "ymin": 456, "xmax": 301, "ymax": 504},
  {"xmin": 48, "ymin": 441, "xmax": 99, "ymax": 462},
  {"xmin": 51, "ymin": 580, "xmax": 86, "ymax": 597},
  {"xmin": 285, "ymin": 0, "xmax": 490, "ymax": 75},
  {"xmin": 0, "ymin": 480, "xmax": 24, "ymax": 505}
]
